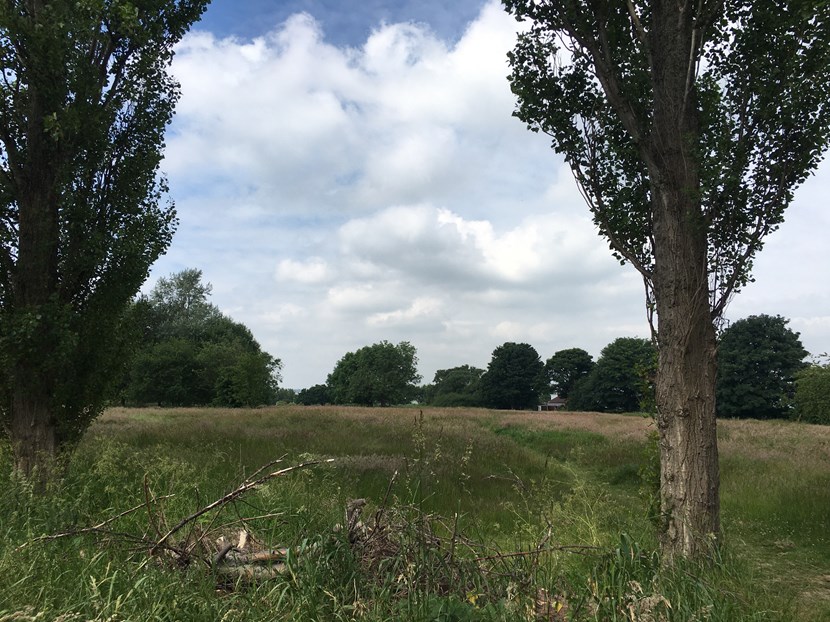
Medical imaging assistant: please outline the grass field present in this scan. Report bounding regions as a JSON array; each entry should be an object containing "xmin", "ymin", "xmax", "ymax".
[{"xmin": 1, "ymin": 406, "xmax": 828, "ymax": 621}]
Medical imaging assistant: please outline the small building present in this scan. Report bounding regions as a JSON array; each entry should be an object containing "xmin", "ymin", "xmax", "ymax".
[{"xmin": 539, "ymin": 397, "xmax": 567, "ymax": 411}]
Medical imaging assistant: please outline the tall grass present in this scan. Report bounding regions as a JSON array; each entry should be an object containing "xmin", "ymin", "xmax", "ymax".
[{"xmin": 0, "ymin": 406, "xmax": 827, "ymax": 620}]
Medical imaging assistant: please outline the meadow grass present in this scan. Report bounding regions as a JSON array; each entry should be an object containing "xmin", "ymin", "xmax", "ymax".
[{"xmin": 0, "ymin": 406, "xmax": 827, "ymax": 621}]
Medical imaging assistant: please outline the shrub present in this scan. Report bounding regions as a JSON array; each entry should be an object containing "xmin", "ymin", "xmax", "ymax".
[{"xmin": 794, "ymin": 365, "xmax": 830, "ymax": 424}]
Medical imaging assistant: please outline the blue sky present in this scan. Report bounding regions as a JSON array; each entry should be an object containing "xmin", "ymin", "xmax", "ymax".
[
  {"xmin": 149, "ymin": 0, "xmax": 830, "ymax": 389},
  {"xmin": 197, "ymin": 0, "xmax": 483, "ymax": 45}
]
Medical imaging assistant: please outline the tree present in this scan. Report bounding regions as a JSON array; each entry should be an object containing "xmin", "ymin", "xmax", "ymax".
[
  {"xmin": 480, "ymin": 342, "xmax": 545, "ymax": 410},
  {"xmin": 794, "ymin": 363, "xmax": 830, "ymax": 425},
  {"xmin": 428, "ymin": 365, "xmax": 485, "ymax": 407},
  {"xmin": 717, "ymin": 315, "xmax": 808, "ymax": 420},
  {"xmin": 274, "ymin": 387, "xmax": 297, "ymax": 404},
  {"xmin": 568, "ymin": 338, "xmax": 656, "ymax": 413},
  {"xmin": 147, "ymin": 268, "xmax": 220, "ymax": 339},
  {"xmin": 544, "ymin": 348, "xmax": 594, "ymax": 399},
  {"xmin": 505, "ymin": 0, "xmax": 830, "ymax": 558},
  {"xmin": 296, "ymin": 384, "xmax": 332, "ymax": 406},
  {"xmin": 327, "ymin": 341, "xmax": 421, "ymax": 406},
  {"xmin": 123, "ymin": 269, "xmax": 281, "ymax": 407},
  {"xmin": 0, "ymin": 1, "xmax": 210, "ymax": 478}
]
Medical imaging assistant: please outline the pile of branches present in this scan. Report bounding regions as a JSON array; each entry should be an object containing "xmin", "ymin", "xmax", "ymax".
[
  {"xmin": 18, "ymin": 458, "xmax": 329, "ymax": 584},
  {"xmin": 19, "ymin": 459, "xmax": 601, "ymax": 620}
]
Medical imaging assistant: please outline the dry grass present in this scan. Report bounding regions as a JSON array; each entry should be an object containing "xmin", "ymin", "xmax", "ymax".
[{"xmin": 718, "ymin": 417, "xmax": 830, "ymax": 467}]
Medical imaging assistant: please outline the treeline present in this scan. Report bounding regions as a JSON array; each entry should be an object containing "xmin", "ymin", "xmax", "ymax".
[
  {"xmin": 290, "ymin": 315, "xmax": 829, "ymax": 424},
  {"xmin": 290, "ymin": 337, "xmax": 656, "ymax": 412},
  {"xmin": 118, "ymin": 269, "xmax": 281, "ymax": 407},
  {"xmin": 123, "ymin": 275, "xmax": 829, "ymax": 423}
]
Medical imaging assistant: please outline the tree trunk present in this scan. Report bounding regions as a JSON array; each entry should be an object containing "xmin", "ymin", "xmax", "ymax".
[
  {"xmin": 648, "ymin": 1, "xmax": 721, "ymax": 560},
  {"xmin": 10, "ymin": 382, "xmax": 57, "ymax": 482},
  {"xmin": 652, "ymin": 232, "xmax": 721, "ymax": 558},
  {"xmin": 8, "ymin": 14, "xmax": 63, "ymax": 480}
]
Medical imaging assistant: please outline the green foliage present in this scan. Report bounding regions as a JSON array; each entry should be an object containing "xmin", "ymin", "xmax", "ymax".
[
  {"xmin": 504, "ymin": 0, "xmax": 830, "ymax": 559},
  {"xmin": 794, "ymin": 364, "xmax": 830, "ymax": 424},
  {"xmin": 504, "ymin": 0, "xmax": 830, "ymax": 315},
  {"xmin": 0, "ymin": 0, "xmax": 210, "ymax": 450},
  {"xmin": 122, "ymin": 269, "xmax": 281, "ymax": 407},
  {"xmin": 296, "ymin": 384, "xmax": 332, "ymax": 406},
  {"xmin": 480, "ymin": 342, "xmax": 545, "ymax": 410},
  {"xmin": 544, "ymin": 348, "xmax": 595, "ymax": 399},
  {"xmin": 717, "ymin": 314, "xmax": 808, "ymax": 419},
  {"xmin": 426, "ymin": 365, "xmax": 485, "ymax": 407},
  {"xmin": 327, "ymin": 341, "xmax": 421, "ymax": 406},
  {"xmin": 274, "ymin": 387, "xmax": 298, "ymax": 404},
  {"xmin": 569, "ymin": 338, "xmax": 656, "ymax": 413}
]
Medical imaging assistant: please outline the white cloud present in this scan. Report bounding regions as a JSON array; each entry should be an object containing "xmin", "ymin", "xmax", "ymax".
[
  {"xmin": 276, "ymin": 257, "xmax": 331, "ymax": 284},
  {"xmin": 368, "ymin": 297, "xmax": 443, "ymax": 327},
  {"xmin": 148, "ymin": 0, "xmax": 829, "ymax": 388}
]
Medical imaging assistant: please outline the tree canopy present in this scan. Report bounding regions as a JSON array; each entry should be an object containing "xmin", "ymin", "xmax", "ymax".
[
  {"xmin": 122, "ymin": 269, "xmax": 281, "ymax": 408},
  {"xmin": 0, "ymin": 0, "xmax": 210, "ymax": 477},
  {"xmin": 717, "ymin": 315, "xmax": 808, "ymax": 420},
  {"xmin": 569, "ymin": 338, "xmax": 656, "ymax": 413},
  {"xmin": 544, "ymin": 348, "xmax": 595, "ymax": 399},
  {"xmin": 504, "ymin": 0, "xmax": 830, "ymax": 559},
  {"xmin": 480, "ymin": 342, "xmax": 545, "ymax": 410},
  {"xmin": 296, "ymin": 384, "xmax": 332, "ymax": 406},
  {"xmin": 425, "ymin": 365, "xmax": 485, "ymax": 407},
  {"xmin": 327, "ymin": 341, "xmax": 421, "ymax": 407},
  {"xmin": 794, "ymin": 363, "xmax": 830, "ymax": 425}
]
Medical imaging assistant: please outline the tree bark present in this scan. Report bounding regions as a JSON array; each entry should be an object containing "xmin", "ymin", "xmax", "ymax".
[
  {"xmin": 10, "ymin": 382, "xmax": 57, "ymax": 481},
  {"xmin": 648, "ymin": 0, "xmax": 720, "ymax": 559},
  {"xmin": 9, "ymin": 1, "xmax": 63, "ymax": 479}
]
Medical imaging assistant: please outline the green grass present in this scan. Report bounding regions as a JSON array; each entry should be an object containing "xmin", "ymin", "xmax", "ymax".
[{"xmin": 1, "ymin": 406, "xmax": 828, "ymax": 620}]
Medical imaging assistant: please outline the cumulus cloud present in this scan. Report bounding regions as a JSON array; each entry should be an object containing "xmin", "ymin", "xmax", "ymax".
[
  {"xmin": 146, "ymin": 0, "xmax": 829, "ymax": 388},
  {"xmin": 337, "ymin": 203, "xmax": 614, "ymax": 288},
  {"xmin": 276, "ymin": 257, "xmax": 331, "ymax": 284}
]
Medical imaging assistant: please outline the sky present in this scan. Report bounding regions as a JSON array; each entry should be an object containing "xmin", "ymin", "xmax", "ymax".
[{"xmin": 148, "ymin": 0, "xmax": 830, "ymax": 389}]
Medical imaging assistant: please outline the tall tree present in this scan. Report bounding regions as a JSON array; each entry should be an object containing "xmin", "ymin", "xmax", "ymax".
[
  {"xmin": 327, "ymin": 341, "xmax": 421, "ymax": 407},
  {"xmin": 480, "ymin": 342, "xmax": 545, "ymax": 410},
  {"xmin": 544, "ymin": 348, "xmax": 594, "ymax": 399},
  {"xmin": 0, "ymin": 0, "xmax": 210, "ymax": 478},
  {"xmin": 717, "ymin": 315, "xmax": 808, "ymax": 420},
  {"xmin": 504, "ymin": 0, "xmax": 830, "ymax": 559},
  {"xmin": 568, "ymin": 337, "xmax": 656, "ymax": 413},
  {"xmin": 429, "ymin": 365, "xmax": 484, "ymax": 407},
  {"xmin": 123, "ymin": 269, "xmax": 281, "ymax": 408}
]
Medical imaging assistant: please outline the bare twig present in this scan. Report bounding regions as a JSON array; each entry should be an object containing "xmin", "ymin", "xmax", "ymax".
[
  {"xmin": 152, "ymin": 459, "xmax": 334, "ymax": 552},
  {"xmin": 475, "ymin": 543, "xmax": 604, "ymax": 563},
  {"xmin": 16, "ymin": 494, "xmax": 175, "ymax": 551},
  {"xmin": 373, "ymin": 469, "xmax": 398, "ymax": 530}
]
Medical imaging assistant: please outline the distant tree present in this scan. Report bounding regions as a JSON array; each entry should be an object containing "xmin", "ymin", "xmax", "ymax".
[
  {"xmin": 544, "ymin": 348, "xmax": 595, "ymax": 398},
  {"xmin": 123, "ymin": 270, "xmax": 281, "ymax": 407},
  {"xmin": 296, "ymin": 384, "xmax": 332, "ymax": 406},
  {"xmin": 794, "ymin": 364, "xmax": 830, "ymax": 425},
  {"xmin": 569, "ymin": 338, "xmax": 656, "ymax": 413},
  {"xmin": 0, "ymin": 0, "xmax": 210, "ymax": 478},
  {"xmin": 147, "ymin": 268, "xmax": 221, "ymax": 339},
  {"xmin": 327, "ymin": 341, "xmax": 421, "ymax": 406},
  {"xmin": 274, "ymin": 388, "xmax": 297, "ymax": 404},
  {"xmin": 717, "ymin": 315, "xmax": 808, "ymax": 420},
  {"xmin": 480, "ymin": 343, "xmax": 545, "ymax": 410},
  {"xmin": 429, "ymin": 365, "xmax": 485, "ymax": 407}
]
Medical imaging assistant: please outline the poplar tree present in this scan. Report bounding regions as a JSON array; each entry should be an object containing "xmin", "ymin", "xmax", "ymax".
[
  {"xmin": 504, "ymin": 0, "xmax": 830, "ymax": 559},
  {"xmin": 0, "ymin": 0, "xmax": 210, "ymax": 478}
]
